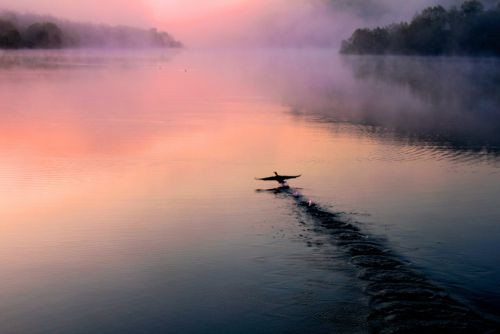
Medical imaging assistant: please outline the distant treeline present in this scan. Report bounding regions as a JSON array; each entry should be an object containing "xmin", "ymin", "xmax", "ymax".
[
  {"xmin": 341, "ymin": 0, "xmax": 500, "ymax": 56},
  {"xmin": 0, "ymin": 11, "xmax": 182, "ymax": 49}
]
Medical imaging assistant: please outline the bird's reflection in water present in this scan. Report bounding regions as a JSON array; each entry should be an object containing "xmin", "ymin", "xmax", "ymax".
[{"xmin": 255, "ymin": 185, "xmax": 295, "ymax": 194}]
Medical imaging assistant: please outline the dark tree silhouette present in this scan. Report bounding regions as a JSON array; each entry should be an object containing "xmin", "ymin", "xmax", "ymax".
[
  {"xmin": 0, "ymin": 20, "xmax": 22, "ymax": 48},
  {"xmin": 0, "ymin": 11, "xmax": 183, "ymax": 49},
  {"xmin": 341, "ymin": 0, "xmax": 500, "ymax": 56},
  {"xmin": 23, "ymin": 22, "xmax": 64, "ymax": 48}
]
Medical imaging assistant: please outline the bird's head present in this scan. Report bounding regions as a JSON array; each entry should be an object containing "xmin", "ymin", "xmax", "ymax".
[{"xmin": 273, "ymin": 171, "xmax": 278, "ymax": 176}]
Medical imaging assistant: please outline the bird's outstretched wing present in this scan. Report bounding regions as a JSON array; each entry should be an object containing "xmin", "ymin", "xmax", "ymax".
[
  {"xmin": 255, "ymin": 176, "xmax": 279, "ymax": 181},
  {"xmin": 255, "ymin": 174, "xmax": 301, "ymax": 181},
  {"xmin": 280, "ymin": 175, "xmax": 301, "ymax": 180}
]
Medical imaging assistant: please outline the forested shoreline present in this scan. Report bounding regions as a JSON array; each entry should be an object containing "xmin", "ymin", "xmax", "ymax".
[
  {"xmin": 0, "ymin": 11, "xmax": 182, "ymax": 49},
  {"xmin": 341, "ymin": 0, "xmax": 500, "ymax": 56}
]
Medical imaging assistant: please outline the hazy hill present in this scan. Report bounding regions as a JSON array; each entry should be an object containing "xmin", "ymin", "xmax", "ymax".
[{"xmin": 0, "ymin": 10, "xmax": 182, "ymax": 49}]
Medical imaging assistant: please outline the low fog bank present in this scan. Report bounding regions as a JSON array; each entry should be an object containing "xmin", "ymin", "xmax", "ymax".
[
  {"xmin": 182, "ymin": 0, "xmax": 500, "ymax": 48},
  {"xmin": 288, "ymin": 54, "xmax": 500, "ymax": 154},
  {"xmin": 1, "ymin": 47, "xmax": 498, "ymax": 158},
  {"xmin": 209, "ymin": 49, "xmax": 499, "ymax": 154},
  {"xmin": 2, "ymin": 1, "xmax": 499, "ymax": 48},
  {"xmin": 0, "ymin": 11, "xmax": 181, "ymax": 49}
]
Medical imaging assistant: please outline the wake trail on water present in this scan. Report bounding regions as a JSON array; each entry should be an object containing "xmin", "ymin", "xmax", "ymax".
[{"xmin": 257, "ymin": 186, "xmax": 499, "ymax": 334}]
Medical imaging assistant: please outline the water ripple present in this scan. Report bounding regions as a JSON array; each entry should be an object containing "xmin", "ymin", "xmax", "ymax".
[{"xmin": 263, "ymin": 187, "xmax": 499, "ymax": 333}]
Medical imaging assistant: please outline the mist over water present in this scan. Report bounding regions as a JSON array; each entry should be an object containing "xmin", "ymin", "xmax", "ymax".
[
  {"xmin": 0, "ymin": 48, "xmax": 499, "ymax": 332},
  {"xmin": 283, "ymin": 54, "xmax": 500, "ymax": 155},
  {"xmin": 2, "ymin": 0, "xmax": 499, "ymax": 48}
]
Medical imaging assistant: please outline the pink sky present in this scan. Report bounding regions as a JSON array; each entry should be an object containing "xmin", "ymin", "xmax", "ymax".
[
  {"xmin": 0, "ymin": 0, "xmax": 441, "ymax": 47},
  {"xmin": 0, "ymin": 0, "xmax": 278, "ymax": 45}
]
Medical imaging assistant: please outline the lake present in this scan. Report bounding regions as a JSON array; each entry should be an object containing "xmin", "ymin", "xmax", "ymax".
[{"xmin": 0, "ymin": 48, "xmax": 499, "ymax": 333}]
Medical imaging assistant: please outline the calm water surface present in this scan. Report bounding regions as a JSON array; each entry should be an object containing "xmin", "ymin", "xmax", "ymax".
[{"xmin": 0, "ymin": 49, "xmax": 499, "ymax": 333}]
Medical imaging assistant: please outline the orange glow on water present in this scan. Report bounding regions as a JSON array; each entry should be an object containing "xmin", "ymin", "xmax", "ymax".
[{"xmin": 2, "ymin": 49, "xmax": 500, "ymax": 334}]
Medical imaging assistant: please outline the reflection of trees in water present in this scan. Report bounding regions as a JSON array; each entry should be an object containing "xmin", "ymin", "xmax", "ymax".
[
  {"xmin": 0, "ymin": 49, "xmax": 177, "ymax": 70},
  {"xmin": 292, "ymin": 55, "xmax": 500, "ymax": 157},
  {"xmin": 347, "ymin": 56, "xmax": 500, "ymax": 106}
]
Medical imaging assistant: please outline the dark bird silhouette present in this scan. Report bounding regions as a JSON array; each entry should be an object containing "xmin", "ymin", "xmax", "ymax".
[{"xmin": 255, "ymin": 171, "xmax": 301, "ymax": 185}]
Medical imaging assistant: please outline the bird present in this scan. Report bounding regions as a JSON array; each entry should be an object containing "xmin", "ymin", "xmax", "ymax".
[{"xmin": 255, "ymin": 171, "xmax": 301, "ymax": 186}]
